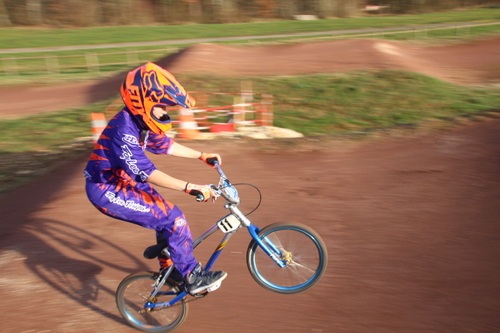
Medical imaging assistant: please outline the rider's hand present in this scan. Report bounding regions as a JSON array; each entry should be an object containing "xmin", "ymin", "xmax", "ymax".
[
  {"xmin": 199, "ymin": 152, "xmax": 221, "ymax": 168},
  {"xmin": 184, "ymin": 183, "xmax": 217, "ymax": 202}
]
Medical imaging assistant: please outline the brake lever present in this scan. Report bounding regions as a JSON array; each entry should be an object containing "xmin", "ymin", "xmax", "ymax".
[{"xmin": 195, "ymin": 185, "xmax": 221, "ymax": 202}]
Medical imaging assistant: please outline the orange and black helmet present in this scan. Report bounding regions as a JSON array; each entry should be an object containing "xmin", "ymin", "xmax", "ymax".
[{"xmin": 120, "ymin": 62, "xmax": 195, "ymax": 134}]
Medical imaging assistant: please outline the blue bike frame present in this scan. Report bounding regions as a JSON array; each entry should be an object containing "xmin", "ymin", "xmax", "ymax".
[{"xmin": 144, "ymin": 164, "xmax": 287, "ymax": 311}]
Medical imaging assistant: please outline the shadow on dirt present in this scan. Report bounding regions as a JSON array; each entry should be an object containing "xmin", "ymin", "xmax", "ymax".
[
  {"xmin": 0, "ymin": 151, "xmax": 148, "ymax": 327},
  {"xmin": 0, "ymin": 152, "xmax": 89, "ymax": 235},
  {"xmin": 20, "ymin": 218, "xmax": 148, "ymax": 325}
]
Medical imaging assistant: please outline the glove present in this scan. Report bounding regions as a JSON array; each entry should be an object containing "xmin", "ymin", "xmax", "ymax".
[
  {"xmin": 199, "ymin": 152, "xmax": 221, "ymax": 168},
  {"xmin": 184, "ymin": 183, "xmax": 217, "ymax": 202}
]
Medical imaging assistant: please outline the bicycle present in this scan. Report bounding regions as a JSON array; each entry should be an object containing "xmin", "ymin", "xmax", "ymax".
[{"xmin": 115, "ymin": 163, "xmax": 328, "ymax": 333}]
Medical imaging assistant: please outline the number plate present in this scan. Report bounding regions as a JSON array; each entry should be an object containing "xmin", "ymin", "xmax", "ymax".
[{"xmin": 217, "ymin": 215, "xmax": 241, "ymax": 233}]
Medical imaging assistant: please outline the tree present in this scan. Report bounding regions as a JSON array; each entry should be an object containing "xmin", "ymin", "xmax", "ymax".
[{"xmin": 0, "ymin": 0, "xmax": 11, "ymax": 25}]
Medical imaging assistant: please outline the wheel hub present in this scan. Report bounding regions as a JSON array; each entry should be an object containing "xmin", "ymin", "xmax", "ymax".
[{"xmin": 282, "ymin": 251, "xmax": 293, "ymax": 265}]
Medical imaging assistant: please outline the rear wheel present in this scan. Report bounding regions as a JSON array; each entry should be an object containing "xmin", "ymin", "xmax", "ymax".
[
  {"xmin": 116, "ymin": 271, "xmax": 188, "ymax": 333},
  {"xmin": 247, "ymin": 223, "xmax": 328, "ymax": 294}
]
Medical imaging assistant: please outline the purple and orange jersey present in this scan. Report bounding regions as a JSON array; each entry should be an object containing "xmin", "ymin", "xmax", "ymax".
[
  {"xmin": 84, "ymin": 108, "xmax": 197, "ymax": 277},
  {"xmin": 84, "ymin": 108, "xmax": 174, "ymax": 184}
]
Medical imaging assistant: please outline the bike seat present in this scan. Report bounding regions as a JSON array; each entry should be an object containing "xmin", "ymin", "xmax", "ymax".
[{"xmin": 143, "ymin": 239, "xmax": 169, "ymax": 259}]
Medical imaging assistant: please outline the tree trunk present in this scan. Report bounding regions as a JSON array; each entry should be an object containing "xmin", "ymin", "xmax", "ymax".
[
  {"xmin": 26, "ymin": 0, "xmax": 42, "ymax": 24},
  {"xmin": 316, "ymin": 0, "xmax": 336, "ymax": 18},
  {"xmin": 335, "ymin": 0, "xmax": 359, "ymax": 18},
  {"xmin": 276, "ymin": 0, "xmax": 298, "ymax": 19},
  {"xmin": 0, "ymin": 0, "xmax": 12, "ymax": 26}
]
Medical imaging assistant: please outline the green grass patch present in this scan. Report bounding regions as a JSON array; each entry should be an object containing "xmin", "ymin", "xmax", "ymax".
[
  {"xmin": 2, "ymin": 70, "xmax": 498, "ymax": 155},
  {"xmin": 1, "ymin": 8, "xmax": 499, "ymax": 86},
  {"xmin": 179, "ymin": 70, "xmax": 500, "ymax": 136},
  {"xmin": 0, "ymin": 46, "xmax": 180, "ymax": 84},
  {"xmin": 1, "ymin": 8, "xmax": 499, "ymax": 49},
  {"xmin": 1, "ymin": 69, "xmax": 498, "ymax": 193},
  {"xmin": 0, "ymin": 101, "xmax": 112, "ymax": 154}
]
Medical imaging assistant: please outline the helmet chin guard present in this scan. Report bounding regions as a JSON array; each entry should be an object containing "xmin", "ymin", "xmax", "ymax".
[{"xmin": 121, "ymin": 62, "xmax": 195, "ymax": 134}]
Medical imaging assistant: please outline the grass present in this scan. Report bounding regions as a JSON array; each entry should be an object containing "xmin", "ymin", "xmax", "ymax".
[
  {"xmin": 1, "ymin": 7, "xmax": 499, "ymax": 86},
  {"xmin": 1, "ymin": 70, "xmax": 499, "ymax": 193},
  {"xmin": 0, "ymin": 46, "xmax": 180, "ymax": 84},
  {"xmin": 0, "ymin": 105, "xmax": 107, "ymax": 153},
  {"xmin": 0, "ymin": 8, "xmax": 499, "ymax": 192},
  {"xmin": 1, "ymin": 15, "xmax": 500, "ymax": 86},
  {"xmin": 179, "ymin": 71, "xmax": 500, "ymax": 136},
  {"xmin": 1, "ymin": 70, "xmax": 498, "ymax": 155},
  {"xmin": 1, "ymin": 8, "xmax": 499, "ymax": 49}
]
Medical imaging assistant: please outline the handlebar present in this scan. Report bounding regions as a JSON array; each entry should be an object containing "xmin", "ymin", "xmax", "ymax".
[
  {"xmin": 196, "ymin": 161, "xmax": 240, "ymax": 204},
  {"xmin": 195, "ymin": 161, "xmax": 240, "ymax": 204},
  {"xmin": 196, "ymin": 160, "xmax": 263, "ymax": 217},
  {"xmin": 213, "ymin": 162, "xmax": 227, "ymax": 179}
]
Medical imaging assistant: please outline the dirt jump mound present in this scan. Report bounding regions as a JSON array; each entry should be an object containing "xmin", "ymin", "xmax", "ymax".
[
  {"xmin": 0, "ymin": 36, "xmax": 499, "ymax": 118},
  {"xmin": 157, "ymin": 36, "xmax": 500, "ymax": 84}
]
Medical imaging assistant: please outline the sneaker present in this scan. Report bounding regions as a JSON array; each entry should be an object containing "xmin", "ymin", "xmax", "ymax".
[{"xmin": 185, "ymin": 263, "xmax": 227, "ymax": 294}]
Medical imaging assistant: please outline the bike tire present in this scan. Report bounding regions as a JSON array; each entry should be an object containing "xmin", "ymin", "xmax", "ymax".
[
  {"xmin": 115, "ymin": 271, "xmax": 188, "ymax": 333},
  {"xmin": 246, "ymin": 222, "xmax": 328, "ymax": 294}
]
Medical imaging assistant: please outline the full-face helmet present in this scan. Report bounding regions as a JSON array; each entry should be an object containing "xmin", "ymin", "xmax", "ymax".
[{"xmin": 120, "ymin": 62, "xmax": 195, "ymax": 134}]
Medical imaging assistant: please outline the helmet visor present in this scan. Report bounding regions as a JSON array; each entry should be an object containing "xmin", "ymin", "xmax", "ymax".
[{"xmin": 150, "ymin": 107, "xmax": 172, "ymax": 124}]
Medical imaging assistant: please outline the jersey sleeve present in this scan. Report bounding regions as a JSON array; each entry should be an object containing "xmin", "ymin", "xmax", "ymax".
[
  {"xmin": 111, "ymin": 129, "xmax": 157, "ymax": 182},
  {"xmin": 145, "ymin": 132, "xmax": 175, "ymax": 155}
]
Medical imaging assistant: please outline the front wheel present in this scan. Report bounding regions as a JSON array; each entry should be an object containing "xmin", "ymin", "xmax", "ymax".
[
  {"xmin": 247, "ymin": 223, "xmax": 328, "ymax": 294},
  {"xmin": 115, "ymin": 271, "xmax": 188, "ymax": 333}
]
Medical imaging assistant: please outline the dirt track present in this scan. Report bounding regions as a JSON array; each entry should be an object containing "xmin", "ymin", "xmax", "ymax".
[
  {"xmin": 0, "ymin": 36, "xmax": 499, "ymax": 118},
  {"xmin": 0, "ymin": 37, "xmax": 499, "ymax": 333}
]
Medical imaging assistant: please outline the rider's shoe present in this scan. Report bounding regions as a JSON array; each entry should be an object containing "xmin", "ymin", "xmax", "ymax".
[{"xmin": 185, "ymin": 263, "xmax": 227, "ymax": 294}]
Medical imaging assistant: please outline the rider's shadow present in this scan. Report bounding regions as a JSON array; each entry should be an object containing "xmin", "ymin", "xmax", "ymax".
[
  {"xmin": 13, "ymin": 218, "xmax": 149, "ymax": 326},
  {"xmin": 0, "ymin": 152, "xmax": 153, "ymax": 327}
]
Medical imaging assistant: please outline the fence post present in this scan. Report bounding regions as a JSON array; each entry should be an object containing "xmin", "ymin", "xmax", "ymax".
[
  {"xmin": 85, "ymin": 52, "xmax": 100, "ymax": 73},
  {"xmin": 261, "ymin": 94, "xmax": 274, "ymax": 126},
  {"xmin": 232, "ymin": 96, "xmax": 245, "ymax": 128},
  {"xmin": 126, "ymin": 50, "xmax": 139, "ymax": 66},
  {"xmin": 2, "ymin": 57, "xmax": 19, "ymax": 76},
  {"xmin": 45, "ymin": 55, "xmax": 60, "ymax": 74},
  {"xmin": 241, "ymin": 80, "xmax": 253, "ymax": 103}
]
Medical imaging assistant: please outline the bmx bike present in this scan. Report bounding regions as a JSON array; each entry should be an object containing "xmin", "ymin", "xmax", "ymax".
[{"xmin": 115, "ymin": 163, "xmax": 328, "ymax": 333}]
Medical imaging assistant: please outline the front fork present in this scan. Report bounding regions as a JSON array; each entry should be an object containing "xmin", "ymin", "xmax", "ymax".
[
  {"xmin": 227, "ymin": 204, "xmax": 288, "ymax": 269},
  {"xmin": 247, "ymin": 224, "xmax": 287, "ymax": 268}
]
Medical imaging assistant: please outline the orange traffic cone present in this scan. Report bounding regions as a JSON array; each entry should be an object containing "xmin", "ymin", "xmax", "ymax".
[
  {"xmin": 177, "ymin": 108, "xmax": 201, "ymax": 139},
  {"xmin": 91, "ymin": 113, "xmax": 107, "ymax": 143}
]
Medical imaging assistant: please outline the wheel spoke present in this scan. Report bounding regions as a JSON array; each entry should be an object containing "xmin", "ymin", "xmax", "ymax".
[
  {"xmin": 247, "ymin": 223, "xmax": 328, "ymax": 294},
  {"xmin": 116, "ymin": 272, "xmax": 188, "ymax": 332}
]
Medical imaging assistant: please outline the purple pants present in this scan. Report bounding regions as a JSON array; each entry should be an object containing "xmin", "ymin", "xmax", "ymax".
[{"xmin": 85, "ymin": 179, "xmax": 197, "ymax": 277}]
